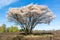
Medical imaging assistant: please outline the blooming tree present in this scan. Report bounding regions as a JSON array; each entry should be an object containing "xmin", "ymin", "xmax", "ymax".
[{"xmin": 7, "ymin": 4, "xmax": 55, "ymax": 34}]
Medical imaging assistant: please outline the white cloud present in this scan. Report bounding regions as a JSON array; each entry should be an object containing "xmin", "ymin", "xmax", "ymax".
[{"xmin": 0, "ymin": 0, "xmax": 18, "ymax": 9}]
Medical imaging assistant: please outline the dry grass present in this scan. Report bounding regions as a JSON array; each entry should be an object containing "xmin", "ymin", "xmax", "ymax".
[{"xmin": 24, "ymin": 34, "xmax": 53, "ymax": 38}]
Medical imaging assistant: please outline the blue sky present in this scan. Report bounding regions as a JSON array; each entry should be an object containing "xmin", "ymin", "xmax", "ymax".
[{"xmin": 0, "ymin": 0, "xmax": 60, "ymax": 30}]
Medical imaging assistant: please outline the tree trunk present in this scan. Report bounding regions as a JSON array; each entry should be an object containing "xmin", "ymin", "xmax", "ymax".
[
  {"xmin": 30, "ymin": 27, "xmax": 33, "ymax": 34},
  {"xmin": 24, "ymin": 25, "xmax": 34, "ymax": 35}
]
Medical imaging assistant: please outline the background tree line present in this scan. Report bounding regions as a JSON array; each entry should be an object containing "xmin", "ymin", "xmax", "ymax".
[{"xmin": 0, "ymin": 24, "xmax": 23, "ymax": 33}]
